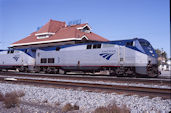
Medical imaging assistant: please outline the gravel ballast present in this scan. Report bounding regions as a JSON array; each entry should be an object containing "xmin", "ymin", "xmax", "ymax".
[{"xmin": 0, "ymin": 82, "xmax": 170, "ymax": 113}]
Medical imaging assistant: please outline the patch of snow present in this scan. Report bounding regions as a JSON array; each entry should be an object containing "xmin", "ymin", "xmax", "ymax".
[{"xmin": 4, "ymin": 77, "xmax": 17, "ymax": 81}]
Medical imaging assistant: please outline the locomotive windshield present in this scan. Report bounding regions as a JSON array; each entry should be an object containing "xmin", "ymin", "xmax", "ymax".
[
  {"xmin": 139, "ymin": 41, "xmax": 151, "ymax": 47},
  {"xmin": 138, "ymin": 39, "xmax": 157, "ymax": 58}
]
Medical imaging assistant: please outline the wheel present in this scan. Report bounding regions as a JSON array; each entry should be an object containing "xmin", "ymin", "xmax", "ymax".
[
  {"xmin": 35, "ymin": 67, "xmax": 41, "ymax": 73},
  {"xmin": 46, "ymin": 67, "xmax": 52, "ymax": 74},
  {"xmin": 147, "ymin": 67, "xmax": 159, "ymax": 78},
  {"xmin": 54, "ymin": 68, "xmax": 59, "ymax": 74},
  {"xmin": 148, "ymin": 72, "xmax": 159, "ymax": 78},
  {"xmin": 19, "ymin": 66, "xmax": 25, "ymax": 72},
  {"xmin": 59, "ymin": 69, "xmax": 66, "ymax": 74}
]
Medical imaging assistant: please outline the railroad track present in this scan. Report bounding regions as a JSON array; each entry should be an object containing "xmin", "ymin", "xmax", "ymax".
[
  {"xmin": 0, "ymin": 76, "xmax": 170, "ymax": 99},
  {"xmin": 0, "ymin": 71, "xmax": 170, "ymax": 86}
]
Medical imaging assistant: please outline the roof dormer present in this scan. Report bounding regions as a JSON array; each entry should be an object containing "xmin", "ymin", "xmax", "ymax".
[
  {"xmin": 77, "ymin": 24, "xmax": 91, "ymax": 33},
  {"xmin": 35, "ymin": 19, "xmax": 65, "ymax": 39},
  {"xmin": 35, "ymin": 32, "xmax": 55, "ymax": 39}
]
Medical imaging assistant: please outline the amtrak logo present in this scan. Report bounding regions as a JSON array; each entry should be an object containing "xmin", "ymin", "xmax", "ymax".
[
  {"xmin": 13, "ymin": 56, "xmax": 19, "ymax": 61},
  {"xmin": 99, "ymin": 53, "xmax": 114, "ymax": 60}
]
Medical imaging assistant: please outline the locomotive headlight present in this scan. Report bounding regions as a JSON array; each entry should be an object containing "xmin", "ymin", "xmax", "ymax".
[{"xmin": 149, "ymin": 50, "xmax": 153, "ymax": 53}]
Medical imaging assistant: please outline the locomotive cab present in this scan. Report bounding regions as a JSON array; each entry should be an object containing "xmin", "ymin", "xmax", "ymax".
[
  {"xmin": 0, "ymin": 48, "xmax": 35, "ymax": 72},
  {"xmin": 135, "ymin": 39, "xmax": 159, "ymax": 77},
  {"xmin": 138, "ymin": 39, "xmax": 157, "ymax": 58},
  {"xmin": 19, "ymin": 48, "xmax": 36, "ymax": 72}
]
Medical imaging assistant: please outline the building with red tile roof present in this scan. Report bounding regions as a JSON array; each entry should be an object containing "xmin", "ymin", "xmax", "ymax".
[{"xmin": 11, "ymin": 19, "xmax": 108, "ymax": 48}]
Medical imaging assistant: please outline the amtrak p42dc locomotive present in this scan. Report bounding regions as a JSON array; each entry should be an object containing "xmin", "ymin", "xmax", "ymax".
[
  {"xmin": 36, "ymin": 38, "xmax": 159, "ymax": 77},
  {"xmin": 0, "ymin": 49, "xmax": 35, "ymax": 72},
  {"xmin": 0, "ymin": 38, "xmax": 160, "ymax": 77}
]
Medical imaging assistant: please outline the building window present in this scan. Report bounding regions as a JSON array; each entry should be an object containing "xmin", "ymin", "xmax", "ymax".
[
  {"xmin": 7, "ymin": 50, "xmax": 14, "ymax": 54},
  {"xmin": 93, "ymin": 44, "xmax": 97, "ymax": 49},
  {"xmin": 36, "ymin": 32, "xmax": 55, "ymax": 39},
  {"xmin": 11, "ymin": 50, "xmax": 14, "ymax": 53},
  {"xmin": 80, "ymin": 27, "xmax": 90, "ymax": 33},
  {"xmin": 37, "ymin": 35, "xmax": 50, "ymax": 39},
  {"xmin": 87, "ymin": 44, "xmax": 101, "ymax": 49},
  {"xmin": 41, "ymin": 58, "xmax": 47, "ymax": 63},
  {"xmin": 87, "ymin": 45, "xmax": 92, "ymax": 49},
  {"xmin": 97, "ymin": 44, "xmax": 101, "ymax": 48},
  {"xmin": 56, "ymin": 47, "xmax": 60, "ymax": 51},
  {"xmin": 48, "ymin": 58, "xmax": 54, "ymax": 63},
  {"xmin": 93, "ymin": 44, "xmax": 101, "ymax": 49}
]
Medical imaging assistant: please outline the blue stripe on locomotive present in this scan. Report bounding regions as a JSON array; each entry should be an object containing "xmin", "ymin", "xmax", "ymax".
[
  {"xmin": 0, "ymin": 50, "xmax": 5, "ymax": 52},
  {"xmin": 38, "ymin": 38, "xmax": 157, "ymax": 58},
  {"xmin": 0, "ymin": 49, "xmax": 36, "ymax": 58}
]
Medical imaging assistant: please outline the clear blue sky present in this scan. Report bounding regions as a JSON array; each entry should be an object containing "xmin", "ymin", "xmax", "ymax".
[{"xmin": 0, "ymin": 0, "xmax": 170, "ymax": 57}]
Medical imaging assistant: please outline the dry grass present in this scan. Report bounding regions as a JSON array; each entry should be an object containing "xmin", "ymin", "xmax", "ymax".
[
  {"xmin": 62, "ymin": 103, "xmax": 79, "ymax": 112},
  {"xmin": 73, "ymin": 104, "xmax": 79, "ymax": 110},
  {"xmin": 94, "ymin": 106, "xmax": 109, "ymax": 113},
  {"xmin": 43, "ymin": 100, "xmax": 48, "ymax": 103},
  {"xmin": 3, "ymin": 91, "xmax": 25, "ymax": 108},
  {"xmin": 16, "ymin": 90, "xmax": 25, "ymax": 97},
  {"xmin": 55, "ymin": 102, "xmax": 60, "ymax": 106},
  {"xmin": 62, "ymin": 103, "xmax": 73, "ymax": 112},
  {"xmin": 0, "ymin": 92, "xmax": 4, "ymax": 101},
  {"xmin": 94, "ymin": 104, "xmax": 130, "ymax": 113},
  {"xmin": 4, "ymin": 92, "xmax": 20, "ymax": 108}
]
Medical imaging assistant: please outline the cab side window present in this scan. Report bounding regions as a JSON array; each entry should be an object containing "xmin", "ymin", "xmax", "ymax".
[
  {"xmin": 87, "ymin": 44, "xmax": 101, "ymax": 49},
  {"xmin": 126, "ymin": 41, "xmax": 133, "ymax": 47}
]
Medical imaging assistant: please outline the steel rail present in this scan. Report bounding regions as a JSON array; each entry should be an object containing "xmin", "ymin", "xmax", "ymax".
[
  {"xmin": 0, "ymin": 77, "xmax": 170, "ymax": 99},
  {"xmin": 0, "ymin": 72, "xmax": 170, "ymax": 86}
]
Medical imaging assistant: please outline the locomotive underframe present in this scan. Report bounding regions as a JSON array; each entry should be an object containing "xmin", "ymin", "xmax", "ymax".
[
  {"xmin": 32, "ymin": 64, "xmax": 159, "ymax": 77},
  {"xmin": 0, "ymin": 64, "xmax": 159, "ymax": 78}
]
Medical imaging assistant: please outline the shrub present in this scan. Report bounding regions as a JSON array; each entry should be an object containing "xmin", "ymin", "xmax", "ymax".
[
  {"xmin": 94, "ymin": 106, "xmax": 109, "ymax": 113},
  {"xmin": 55, "ymin": 102, "xmax": 60, "ymax": 106},
  {"xmin": 43, "ymin": 100, "xmax": 48, "ymax": 103},
  {"xmin": 16, "ymin": 90, "xmax": 25, "ymax": 97},
  {"xmin": 73, "ymin": 104, "xmax": 79, "ymax": 110},
  {"xmin": 5, "ymin": 91, "xmax": 17, "ymax": 98},
  {"xmin": 62, "ymin": 103, "xmax": 73, "ymax": 112},
  {"xmin": 3, "ymin": 91, "xmax": 20, "ymax": 108},
  {"xmin": 119, "ymin": 105, "xmax": 130, "ymax": 113},
  {"xmin": 109, "ymin": 104, "xmax": 130, "ymax": 113},
  {"xmin": 0, "ymin": 92, "xmax": 4, "ymax": 101},
  {"xmin": 62, "ymin": 103, "xmax": 79, "ymax": 112},
  {"xmin": 94, "ymin": 104, "xmax": 130, "ymax": 113}
]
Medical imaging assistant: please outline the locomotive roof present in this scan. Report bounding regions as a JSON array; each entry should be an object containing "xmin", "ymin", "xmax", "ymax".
[
  {"xmin": 59, "ymin": 38, "xmax": 147, "ymax": 48},
  {"xmin": 37, "ymin": 38, "xmax": 157, "ymax": 58},
  {"xmin": 38, "ymin": 38, "xmax": 145, "ymax": 50}
]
